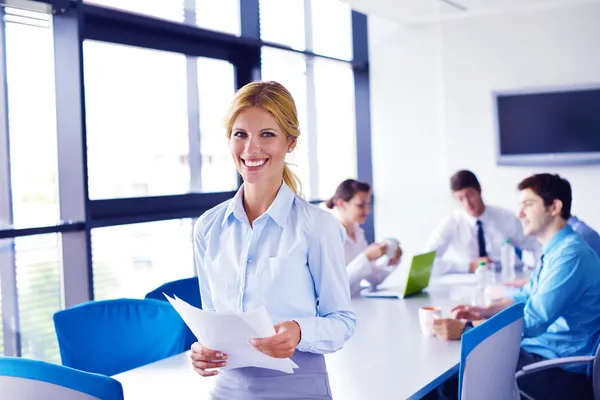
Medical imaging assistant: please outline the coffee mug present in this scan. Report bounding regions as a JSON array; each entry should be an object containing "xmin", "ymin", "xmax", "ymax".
[
  {"xmin": 418, "ymin": 306, "xmax": 442, "ymax": 336},
  {"xmin": 382, "ymin": 238, "xmax": 400, "ymax": 259}
]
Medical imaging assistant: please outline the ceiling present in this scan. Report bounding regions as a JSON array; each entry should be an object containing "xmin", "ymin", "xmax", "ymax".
[{"xmin": 339, "ymin": 0, "xmax": 600, "ymax": 24}]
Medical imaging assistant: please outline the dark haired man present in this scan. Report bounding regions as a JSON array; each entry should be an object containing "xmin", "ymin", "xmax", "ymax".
[{"xmin": 427, "ymin": 170, "xmax": 540, "ymax": 275}]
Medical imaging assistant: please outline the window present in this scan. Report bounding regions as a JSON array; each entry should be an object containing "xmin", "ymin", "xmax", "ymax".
[
  {"xmin": 92, "ymin": 219, "xmax": 195, "ymax": 300},
  {"xmin": 85, "ymin": 0, "xmax": 185, "ymax": 23},
  {"xmin": 261, "ymin": 48, "xmax": 311, "ymax": 199},
  {"xmin": 5, "ymin": 15, "xmax": 59, "ymax": 228},
  {"xmin": 84, "ymin": 41, "xmax": 189, "ymax": 199},
  {"xmin": 259, "ymin": 0, "xmax": 305, "ymax": 50},
  {"xmin": 310, "ymin": 0, "xmax": 352, "ymax": 60},
  {"xmin": 314, "ymin": 58, "xmax": 357, "ymax": 199},
  {"xmin": 15, "ymin": 234, "xmax": 62, "ymax": 364},
  {"xmin": 0, "ymin": 238, "xmax": 13, "ymax": 358},
  {"xmin": 196, "ymin": 57, "xmax": 238, "ymax": 192},
  {"xmin": 196, "ymin": 0, "xmax": 240, "ymax": 36},
  {"xmin": 85, "ymin": 0, "xmax": 240, "ymax": 35}
]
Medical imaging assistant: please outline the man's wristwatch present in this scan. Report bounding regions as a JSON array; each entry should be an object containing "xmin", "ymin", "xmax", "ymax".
[{"xmin": 462, "ymin": 321, "xmax": 474, "ymax": 334}]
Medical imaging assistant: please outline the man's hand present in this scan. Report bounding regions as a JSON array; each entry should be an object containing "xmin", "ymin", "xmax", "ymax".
[
  {"xmin": 469, "ymin": 256, "xmax": 492, "ymax": 273},
  {"xmin": 451, "ymin": 304, "xmax": 487, "ymax": 320},
  {"xmin": 250, "ymin": 320, "xmax": 301, "ymax": 358},
  {"xmin": 432, "ymin": 318, "xmax": 465, "ymax": 341},
  {"xmin": 503, "ymin": 278, "xmax": 529, "ymax": 288}
]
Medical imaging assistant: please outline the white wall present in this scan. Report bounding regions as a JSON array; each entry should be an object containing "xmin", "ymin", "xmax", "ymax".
[
  {"xmin": 368, "ymin": 17, "xmax": 451, "ymax": 254},
  {"xmin": 441, "ymin": 2, "xmax": 600, "ymax": 230},
  {"xmin": 369, "ymin": 2, "xmax": 600, "ymax": 252}
]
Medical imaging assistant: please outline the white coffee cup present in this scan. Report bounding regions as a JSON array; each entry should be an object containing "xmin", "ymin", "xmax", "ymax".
[
  {"xmin": 418, "ymin": 306, "xmax": 442, "ymax": 336},
  {"xmin": 382, "ymin": 238, "xmax": 400, "ymax": 259}
]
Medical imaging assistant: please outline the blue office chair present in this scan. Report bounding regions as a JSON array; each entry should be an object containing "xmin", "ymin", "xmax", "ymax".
[
  {"xmin": 53, "ymin": 298, "xmax": 187, "ymax": 376},
  {"xmin": 516, "ymin": 335, "xmax": 599, "ymax": 400},
  {"xmin": 0, "ymin": 356, "xmax": 123, "ymax": 400},
  {"xmin": 458, "ymin": 302, "xmax": 525, "ymax": 400},
  {"xmin": 145, "ymin": 277, "xmax": 201, "ymax": 348},
  {"xmin": 145, "ymin": 277, "xmax": 201, "ymax": 309}
]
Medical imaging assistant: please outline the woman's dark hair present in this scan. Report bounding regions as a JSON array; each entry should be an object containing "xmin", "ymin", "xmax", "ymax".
[{"xmin": 325, "ymin": 179, "xmax": 371, "ymax": 209}]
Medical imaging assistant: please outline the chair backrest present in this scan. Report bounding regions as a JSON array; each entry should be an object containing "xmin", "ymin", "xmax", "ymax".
[
  {"xmin": 54, "ymin": 298, "xmax": 187, "ymax": 376},
  {"xmin": 145, "ymin": 277, "xmax": 201, "ymax": 309},
  {"xmin": 459, "ymin": 302, "xmax": 525, "ymax": 400},
  {"xmin": 0, "ymin": 356, "xmax": 123, "ymax": 400},
  {"xmin": 145, "ymin": 277, "xmax": 201, "ymax": 349}
]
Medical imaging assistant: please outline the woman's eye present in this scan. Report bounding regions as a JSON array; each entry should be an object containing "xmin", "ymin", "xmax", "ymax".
[
  {"xmin": 262, "ymin": 131, "xmax": 276, "ymax": 137},
  {"xmin": 233, "ymin": 131, "xmax": 247, "ymax": 138}
]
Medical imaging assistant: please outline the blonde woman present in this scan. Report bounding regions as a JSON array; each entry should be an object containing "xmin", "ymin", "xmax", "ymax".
[
  {"xmin": 326, "ymin": 179, "xmax": 402, "ymax": 296},
  {"xmin": 189, "ymin": 81, "xmax": 356, "ymax": 399}
]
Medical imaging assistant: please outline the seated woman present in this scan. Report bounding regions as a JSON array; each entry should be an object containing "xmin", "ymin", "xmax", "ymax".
[{"xmin": 326, "ymin": 179, "xmax": 402, "ymax": 296}]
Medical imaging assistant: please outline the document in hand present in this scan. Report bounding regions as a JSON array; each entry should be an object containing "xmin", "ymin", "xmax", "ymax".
[{"xmin": 164, "ymin": 294, "xmax": 299, "ymax": 374}]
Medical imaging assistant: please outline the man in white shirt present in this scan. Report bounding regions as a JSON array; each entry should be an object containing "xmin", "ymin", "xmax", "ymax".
[{"xmin": 427, "ymin": 170, "xmax": 540, "ymax": 275}]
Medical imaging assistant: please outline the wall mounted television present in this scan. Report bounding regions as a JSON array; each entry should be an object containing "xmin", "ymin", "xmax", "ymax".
[{"xmin": 494, "ymin": 85, "xmax": 600, "ymax": 166}]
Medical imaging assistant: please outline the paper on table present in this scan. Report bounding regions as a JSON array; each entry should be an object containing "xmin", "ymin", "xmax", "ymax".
[{"xmin": 164, "ymin": 294, "xmax": 299, "ymax": 374}]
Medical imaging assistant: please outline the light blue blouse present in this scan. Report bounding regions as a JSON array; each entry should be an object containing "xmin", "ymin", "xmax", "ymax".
[{"xmin": 193, "ymin": 182, "xmax": 357, "ymax": 354}]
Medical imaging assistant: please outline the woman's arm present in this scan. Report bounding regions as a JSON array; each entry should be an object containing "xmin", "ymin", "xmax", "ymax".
[
  {"xmin": 346, "ymin": 252, "xmax": 375, "ymax": 294},
  {"xmin": 193, "ymin": 220, "xmax": 215, "ymax": 312},
  {"xmin": 294, "ymin": 211, "xmax": 358, "ymax": 354}
]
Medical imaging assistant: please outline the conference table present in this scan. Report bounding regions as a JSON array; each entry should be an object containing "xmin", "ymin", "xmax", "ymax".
[{"xmin": 114, "ymin": 275, "xmax": 495, "ymax": 399}]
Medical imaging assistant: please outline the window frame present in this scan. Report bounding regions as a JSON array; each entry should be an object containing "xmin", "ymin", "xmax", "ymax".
[{"xmin": 0, "ymin": 0, "xmax": 373, "ymax": 358}]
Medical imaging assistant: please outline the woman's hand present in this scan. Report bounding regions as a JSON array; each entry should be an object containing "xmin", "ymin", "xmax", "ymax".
[
  {"xmin": 365, "ymin": 243, "xmax": 387, "ymax": 261},
  {"xmin": 388, "ymin": 247, "xmax": 403, "ymax": 266},
  {"xmin": 190, "ymin": 342, "xmax": 228, "ymax": 377},
  {"xmin": 250, "ymin": 320, "xmax": 301, "ymax": 358}
]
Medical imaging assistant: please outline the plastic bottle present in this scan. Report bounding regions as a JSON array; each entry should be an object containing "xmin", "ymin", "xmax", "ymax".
[
  {"xmin": 501, "ymin": 239, "xmax": 516, "ymax": 282},
  {"xmin": 472, "ymin": 261, "xmax": 489, "ymax": 306}
]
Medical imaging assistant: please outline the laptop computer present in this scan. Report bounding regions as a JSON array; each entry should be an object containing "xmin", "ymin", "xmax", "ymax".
[{"xmin": 361, "ymin": 251, "xmax": 436, "ymax": 299}]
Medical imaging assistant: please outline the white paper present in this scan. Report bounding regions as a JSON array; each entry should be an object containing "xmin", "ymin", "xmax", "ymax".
[{"xmin": 164, "ymin": 294, "xmax": 299, "ymax": 374}]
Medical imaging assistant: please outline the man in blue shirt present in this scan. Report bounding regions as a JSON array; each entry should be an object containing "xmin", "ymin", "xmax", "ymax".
[
  {"xmin": 569, "ymin": 215, "xmax": 600, "ymax": 258},
  {"xmin": 433, "ymin": 173, "xmax": 600, "ymax": 399}
]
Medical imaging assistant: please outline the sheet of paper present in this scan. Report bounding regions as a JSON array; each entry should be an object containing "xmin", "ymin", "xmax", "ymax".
[{"xmin": 164, "ymin": 294, "xmax": 299, "ymax": 374}]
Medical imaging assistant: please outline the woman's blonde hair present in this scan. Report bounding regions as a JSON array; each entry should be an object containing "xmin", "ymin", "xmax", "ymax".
[{"xmin": 224, "ymin": 80, "xmax": 302, "ymax": 194}]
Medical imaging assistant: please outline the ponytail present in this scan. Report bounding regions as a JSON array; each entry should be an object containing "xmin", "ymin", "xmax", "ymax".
[{"xmin": 283, "ymin": 163, "xmax": 302, "ymax": 195}]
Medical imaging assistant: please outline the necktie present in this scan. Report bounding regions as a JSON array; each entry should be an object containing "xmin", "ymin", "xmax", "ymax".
[{"xmin": 476, "ymin": 220, "xmax": 487, "ymax": 257}]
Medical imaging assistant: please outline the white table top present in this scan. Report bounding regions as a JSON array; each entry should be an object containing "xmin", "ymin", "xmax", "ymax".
[{"xmin": 114, "ymin": 278, "xmax": 483, "ymax": 400}]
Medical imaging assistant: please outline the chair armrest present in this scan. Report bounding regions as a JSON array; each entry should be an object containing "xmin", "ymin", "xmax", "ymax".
[{"xmin": 516, "ymin": 356, "xmax": 594, "ymax": 379}]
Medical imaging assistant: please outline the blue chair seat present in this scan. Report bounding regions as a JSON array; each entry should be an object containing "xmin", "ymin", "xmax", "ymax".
[{"xmin": 53, "ymin": 298, "xmax": 187, "ymax": 376}]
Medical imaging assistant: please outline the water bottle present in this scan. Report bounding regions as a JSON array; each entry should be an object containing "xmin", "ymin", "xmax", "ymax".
[
  {"xmin": 501, "ymin": 239, "xmax": 516, "ymax": 282},
  {"xmin": 472, "ymin": 261, "xmax": 489, "ymax": 306}
]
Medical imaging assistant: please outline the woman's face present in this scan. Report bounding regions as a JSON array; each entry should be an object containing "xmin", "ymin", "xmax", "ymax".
[
  {"xmin": 338, "ymin": 191, "xmax": 372, "ymax": 224},
  {"xmin": 229, "ymin": 107, "xmax": 293, "ymax": 186}
]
